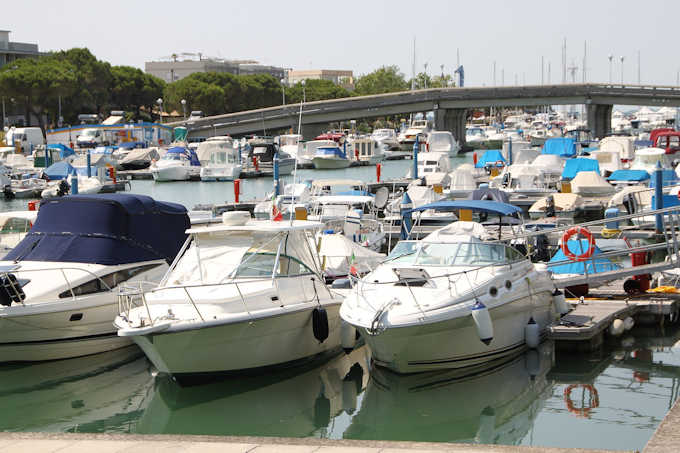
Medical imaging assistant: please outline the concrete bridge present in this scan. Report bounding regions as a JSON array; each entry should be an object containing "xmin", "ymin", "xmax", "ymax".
[{"xmin": 175, "ymin": 83, "xmax": 680, "ymax": 144}]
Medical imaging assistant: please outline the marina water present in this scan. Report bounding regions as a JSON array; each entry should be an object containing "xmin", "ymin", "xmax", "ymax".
[{"xmin": 1, "ymin": 154, "xmax": 679, "ymax": 450}]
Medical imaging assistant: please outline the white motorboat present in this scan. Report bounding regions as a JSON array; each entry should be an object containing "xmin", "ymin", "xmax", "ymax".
[
  {"xmin": 371, "ymin": 129, "xmax": 401, "ymax": 151},
  {"xmin": 399, "ymin": 120, "xmax": 430, "ymax": 145},
  {"xmin": 465, "ymin": 127, "xmax": 487, "ymax": 144},
  {"xmin": 349, "ymin": 137, "xmax": 384, "ymax": 165},
  {"xmin": 41, "ymin": 176, "xmax": 102, "ymax": 198},
  {"xmin": 248, "ymin": 140, "xmax": 296, "ymax": 175},
  {"xmin": 445, "ymin": 163, "xmax": 477, "ymax": 198},
  {"xmin": 299, "ymin": 140, "xmax": 336, "ymax": 167},
  {"xmin": 569, "ymin": 171, "xmax": 616, "ymax": 197},
  {"xmin": 115, "ymin": 217, "xmax": 345, "ymax": 380},
  {"xmin": 0, "ymin": 210, "xmax": 37, "ymax": 254},
  {"xmin": 491, "ymin": 164, "xmax": 557, "ymax": 197},
  {"xmin": 118, "ymin": 147, "xmax": 161, "ymax": 170},
  {"xmin": 197, "ymin": 137, "xmax": 242, "ymax": 181},
  {"xmin": 253, "ymin": 183, "xmax": 312, "ymax": 220},
  {"xmin": 340, "ymin": 218, "xmax": 556, "ymax": 374},
  {"xmin": 312, "ymin": 143, "xmax": 351, "ymax": 169},
  {"xmin": 151, "ymin": 146, "xmax": 201, "ymax": 182},
  {"xmin": 427, "ymin": 131, "xmax": 460, "ymax": 156},
  {"xmin": 278, "ymin": 134, "xmax": 304, "ymax": 160},
  {"xmin": 0, "ymin": 194, "xmax": 189, "ymax": 362},
  {"xmin": 631, "ymin": 147, "xmax": 672, "ymax": 173},
  {"xmin": 3, "ymin": 178, "xmax": 47, "ymax": 199}
]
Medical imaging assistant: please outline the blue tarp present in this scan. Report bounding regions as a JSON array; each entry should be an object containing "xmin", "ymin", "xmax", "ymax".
[
  {"xmin": 549, "ymin": 240, "xmax": 620, "ymax": 275},
  {"xmin": 5, "ymin": 194, "xmax": 189, "ymax": 265},
  {"xmin": 43, "ymin": 161, "xmax": 75, "ymax": 180},
  {"xmin": 167, "ymin": 146, "xmax": 200, "ymax": 166},
  {"xmin": 650, "ymin": 194, "xmax": 680, "ymax": 209},
  {"xmin": 46, "ymin": 143, "xmax": 75, "ymax": 160},
  {"xmin": 475, "ymin": 150, "xmax": 506, "ymax": 168},
  {"xmin": 649, "ymin": 169, "xmax": 679, "ymax": 188},
  {"xmin": 542, "ymin": 137, "xmax": 577, "ymax": 157},
  {"xmin": 607, "ymin": 169, "xmax": 650, "ymax": 182},
  {"xmin": 561, "ymin": 158, "xmax": 601, "ymax": 180},
  {"xmin": 408, "ymin": 200, "xmax": 522, "ymax": 216},
  {"xmin": 118, "ymin": 141, "xmax": 146, "ymax": 150}
]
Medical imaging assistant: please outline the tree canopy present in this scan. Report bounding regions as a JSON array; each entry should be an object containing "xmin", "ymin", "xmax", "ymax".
[
  {"xmin": 353, "ymin": 65, "xmax": 409, "ymax": 95},
  {"xmin": 283, "ymin": 79, "xmax": 350, "ymax": 104}
]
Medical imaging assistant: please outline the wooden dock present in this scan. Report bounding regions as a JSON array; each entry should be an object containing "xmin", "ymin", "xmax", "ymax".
[{"xmin": 549, "ymin": 280, "xmax": 680, "ymax": 352}]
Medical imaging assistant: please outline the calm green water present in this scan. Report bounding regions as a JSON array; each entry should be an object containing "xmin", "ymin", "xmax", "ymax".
[{"xmin": 0, "ymin": 326, "xmax": 678, "ymax": 451}]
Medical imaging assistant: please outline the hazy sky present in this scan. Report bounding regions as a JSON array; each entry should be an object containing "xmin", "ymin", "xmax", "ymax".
[{"xmin": 6, "ymin": 0, "xmax": 680, "ymax": 86}]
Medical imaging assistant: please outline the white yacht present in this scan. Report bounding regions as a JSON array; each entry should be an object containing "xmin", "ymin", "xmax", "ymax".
[
  {"xmin": 427, "ymin": 131, "xmax": 460, "ymax": 156},
  {"xmin": 312, "ymin": 143, "xmax": 351, "ymax": 170},
  {"xmin": 197, "ymin": 137, "xmax": 242, "ymax": 181},
  {"xmin": 299, "ymin": 140, "xmax": 336, "ymax": 167},
  {"xmin": 151, "ymin": 146, "xmax": 201, "ymax": 182},
  {"xmin": 349, "ymin": 137, "xmax": 384, "ymax": 165},
  {"xmin": 371, "ymin": 129, "xmax": 400, "ymax": 151},
  {"xmin": 400, "ymin": 120, "xmax": 430, "ymax": 145},
  {"xmin": 340, "ymin": 214, "xmax": 556, "ymax": 374},
  {"xmin": 115, "ymin": 217, "xmax": 345, "ymax": 380},
  {"xmin": 0, "ymin": 194, "xmax": 189, "ymax": 362}
]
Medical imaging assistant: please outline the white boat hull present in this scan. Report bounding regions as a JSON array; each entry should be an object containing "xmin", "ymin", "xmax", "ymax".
[
  {"xmin": 124, "ymin": 304, "xmax": 342, "ymax": 376},
  {"xmin": 152, "ymin": 165, "xmax": 195, "ymax": 182},
  {"xmin": 200, "ymin": 164, "xmax": 242, "ymax": 181},
  {"xmin": 356, "ymin": 294, "xmax": 553, "ymax": 374},
  {"xmin": 312, "ymin": 157, "xmax": 351, "ymax": 170}
]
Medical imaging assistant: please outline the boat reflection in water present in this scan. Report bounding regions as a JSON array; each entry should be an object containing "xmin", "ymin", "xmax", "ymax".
[
  {"xmin": 136, "ymin": 347, "xmax": 371, "ymax": 437},
  {"xmin": 0, "ymin": 346, "xmax": 152, "ymax": 432},
  {"xmin": 344, "ymin": 342, "xmax": 555, "ymax": 444}
]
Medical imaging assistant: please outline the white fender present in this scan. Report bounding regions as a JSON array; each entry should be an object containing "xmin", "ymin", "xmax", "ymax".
[
  {"xmin": 525, "ymin": 317, "xmax": 540, "ymax": 349},
  {"xmin": 552, "ymin": 289, "xmax": 570, "ymax": 315},
  {"xmin": 471, "ymin": 301, "xmax": 493, "ymax": 345},
  {"xmin": 341, "ymin": 320, "xmax": 356, "ymax": 353},
  {"xmin": 623, "ymin": 316, "xmax": 635, "ymax": 331},
  {"xmin": 609, "ymin": 318, "xmax": 625, "ymax": 337}
]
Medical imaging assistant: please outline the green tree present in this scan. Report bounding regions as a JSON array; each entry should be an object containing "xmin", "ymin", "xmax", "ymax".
[
  {"xmin": 0, "ymin": 56, "xmax": 78, "ymax": 130},
  {"xmin": 354, "ymin": 65, "xmax": 408, "ymax": 95},
  {"xmin": 284, "ymin": 79, "xmax": 350, "ymax": 104},
  {"xmin": 110, "ymin": 66, "xmax": 165, "ymax": 121},
  {"xmin": 56, "ymin": 48, "xmax": 112, "ymax": 119}
]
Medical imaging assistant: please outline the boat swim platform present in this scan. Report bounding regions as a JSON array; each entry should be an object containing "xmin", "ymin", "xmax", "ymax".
[
  {"xmin": 549, "ymin": 280, "xmax": 680, "ymax": 352},
  {"xmin": 0, "ymin": 431, "xmax": 614, "ymax": 453}
]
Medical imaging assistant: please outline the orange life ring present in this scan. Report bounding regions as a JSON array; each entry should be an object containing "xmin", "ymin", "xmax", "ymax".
[
  {"xmin": 561, "ymin": 226, "xmax": 595, "ymax": 262},
  {"xmin": 564, "ymin": 384, "xmax": 599, "ymax": 418}
]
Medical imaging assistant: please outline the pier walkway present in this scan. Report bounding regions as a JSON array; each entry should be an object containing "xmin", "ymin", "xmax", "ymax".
[{"xmin": 0, "ymin": 432, "xmax": 613, "ymax": 452}]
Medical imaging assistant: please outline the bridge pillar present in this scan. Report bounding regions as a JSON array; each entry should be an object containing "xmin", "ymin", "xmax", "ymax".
[
  {"xmin": 300, "ymin": 123, "xmax": 328, "ymax": 140},
  {"xmin": 586, "ymin": 104, "xmax": 612, "ymax": 139},
  {"xmin": 434, "ymin": 108, "xmax": 467, "ymax": 146}
]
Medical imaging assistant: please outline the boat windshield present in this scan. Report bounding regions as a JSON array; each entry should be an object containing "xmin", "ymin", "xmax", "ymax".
[
  {"xmin": 428, "ymin": 133, "xmax": 451, "ymax": 146},
  {"xmin": 386, "ymin": 241, "xmax": 525, "ymax": 267},
  {"xmin": 162, "ymin": 153, "xmax": 184, "ymax": 161}
]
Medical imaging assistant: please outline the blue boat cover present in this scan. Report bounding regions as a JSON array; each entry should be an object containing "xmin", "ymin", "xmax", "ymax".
[
  {"xmin": 46, "ymin": 143, "xmax": 75, "ymax": 160},
  {"xmin": 561, "ymin": 158, "xmax": 600, "ymax": 180},
  {"xmin": 118, "ymin": 141, "xmax": 146, "ymax": 150},
  {"xmin": 43, "ymin": 160, "xmax": 75, "ymax": 180},
  {"xmin": 650, "ymin": 194, "xmax": 680, "ymax": 209},
  {"xmin": 542, "ymin": 137, "xmax": 577, "ymax": 157},
  {"xmin": 649, "ymin": 169, "xmax": 679, "ymax": 188},
  {"xmin": 607, "ymin": 169, "xmax": 650, "ymax": 182},
  {"xmin": 5, "ymin": 194, "xmax": 189, "ymax": 265},
  {"xmin": 549, "ymin": 240, "xmax": 620, "ymax": 275},
  {"xmin": 408, "ymin": 200, "xmax": 522, "ymax": 216},
  {"xmin": 475, "ymin": 150, "xmax": 506, "ymax": 168},
  {"xmin": 167, "ymin": 146, "xmax": 201, "ymax": 166}
]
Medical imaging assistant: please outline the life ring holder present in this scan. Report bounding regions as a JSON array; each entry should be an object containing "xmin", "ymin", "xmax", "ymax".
[
  {"xmin": 561, "ymin": 226, "xmax": 596, "ymax": 262},
  {"xmin": 564, "ymin": 384, "xmax": 599, "ymax": 418}
]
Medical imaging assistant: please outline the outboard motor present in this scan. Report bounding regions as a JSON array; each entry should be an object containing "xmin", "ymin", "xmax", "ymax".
[
  {"xmin": 57, "ymin": 180, "xmax": 70, "ymax": 197},
  {"xmin": 531, "ymin": 233, "xmax": 551, "ymax": 262},
  {"xmin": 3, "ymin": 184, "xmax": 15, "ymax": 200}
]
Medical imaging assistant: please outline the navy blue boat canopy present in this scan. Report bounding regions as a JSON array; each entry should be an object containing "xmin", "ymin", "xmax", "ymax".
[
  {"xmin": 5, "ymin": 194, "xmax": 189, "ymax": 265},
  {"xmin": 408, "ymin": 200, "xmax": 522, "ymax": 216}
]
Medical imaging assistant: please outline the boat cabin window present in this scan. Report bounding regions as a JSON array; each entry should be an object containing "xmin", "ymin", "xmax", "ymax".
[
  {"xmin": 386, "ymin": 241, "xmax": 525, "ymax": 267},
  {"xmin": 163, "ymin": 153, "xmax": 184, "ymax": 161},
  {"xmin": 0, "ymin": 218, "xmax": 32, "ymax": 234},
  {"xmin": 58, "ymin": 263, "xmax": 162, "ymax": 298},
  {"xmin": 233, "ymin": 253, "xmax": 314, "ymax": 278}
]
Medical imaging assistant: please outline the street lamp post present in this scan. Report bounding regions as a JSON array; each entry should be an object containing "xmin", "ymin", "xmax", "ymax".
[
  {"xmin": 181, "ymin": 99, "xmax": 187, "ymax": 120},
  {"xmin": 280, "ymin": 79, "xmax": 286, "ymax": 105},
  {"xmin": 608, "ymin": 54, "xmax": 613, "ymax": 84},
  {"xmin": 620, "ymin": 56, "xmax": 625, "ymax": 84},
  {"xmin": 156, "ymin": 98, "xmax": 163, "ymax": 124}
]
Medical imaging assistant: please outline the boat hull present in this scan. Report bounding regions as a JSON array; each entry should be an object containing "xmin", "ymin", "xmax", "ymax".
[
  {"xmin": 0, "ymin": 298, "xmax": 132, "ymax": 362},
  {"xmin": 126, "ymin": 303, "xmax": 343, "ymax": 376},
  {"xmin": 356, "ymin": 294, "xmax": 553, "ymax": 374},
  {"xmin": 312, "ymin": 157, "xmax": 351, "ymax": 170},
  {"xmin": 152, "ymin": 165, "xmax": 192, "ymax": 182}
]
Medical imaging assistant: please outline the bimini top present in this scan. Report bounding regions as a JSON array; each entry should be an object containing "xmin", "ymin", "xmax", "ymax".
[
  {"xmin": 408, "ymin": 200, "xmax": 522, "ymax": 216},
  {"xmin": 4, "ymin": 194, "xmax": 189, "ymax": 265},
  {"xmin": 46, "ymin": 143, "xmax": 75, "ymax": 160},
  {"xmin": 542, "ymin": 137, "xmax": 577, "ymax": 157}
]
